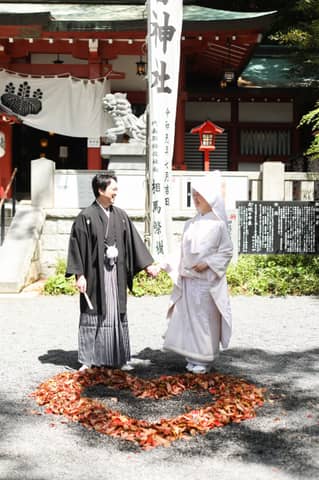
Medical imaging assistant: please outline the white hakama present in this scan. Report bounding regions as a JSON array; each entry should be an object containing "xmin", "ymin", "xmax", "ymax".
[{"xmin": 163, "ymin": 277, "xmax": 221, "ymax": 363}]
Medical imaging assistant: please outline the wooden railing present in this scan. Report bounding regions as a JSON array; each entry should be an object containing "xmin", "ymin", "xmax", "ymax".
[{"xmin": 0, "ymin": 168, "xmax": 17, "ymax": 246}]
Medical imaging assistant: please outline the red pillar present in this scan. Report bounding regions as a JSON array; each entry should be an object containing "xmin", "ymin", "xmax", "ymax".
[
  {"xmin": 87, "ymin": 42, "xmax": 102, "ymax": 170},
  {"xmin": 0, "ymin": 123, "xmax": 13, "ymax": 196},
  {"xmin": 87, "ymin": 141, "xmax": 102, "ymax": 170}
]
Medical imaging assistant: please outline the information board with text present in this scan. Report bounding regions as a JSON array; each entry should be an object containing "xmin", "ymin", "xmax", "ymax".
[{"xmin": 237, "ymin": 201, "xmax": 319, "ymax": 254}]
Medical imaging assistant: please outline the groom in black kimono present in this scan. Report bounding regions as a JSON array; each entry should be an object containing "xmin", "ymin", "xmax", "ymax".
[{"xmin": 66, "ymin": 171, "xmax": 156, "ymax": 371}]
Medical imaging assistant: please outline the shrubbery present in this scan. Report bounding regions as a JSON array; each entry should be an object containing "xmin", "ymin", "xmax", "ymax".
[
  {"xmin": 43, "ymin": 258, "xmax": 77, "ymax": 296},
  {"xmin": 42, "ymin": 254, "xmax": 319, "ymax": 297},
  {"xmin": 132, "ymin": 269, "xmax": 173, "ymax": 296},
  {"xmin": 227, "ymin": 254, "xmax": 319, "ymax": 296}
]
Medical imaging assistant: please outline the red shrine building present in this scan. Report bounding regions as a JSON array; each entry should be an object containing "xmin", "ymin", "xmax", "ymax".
[{"xmin": 0, "ymin": 2, "xmax": 315, "ymax": 197}]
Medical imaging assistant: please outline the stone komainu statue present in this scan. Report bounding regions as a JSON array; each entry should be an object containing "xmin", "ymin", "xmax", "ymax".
[{"xmin": 103, "ymin": 92, "xmax": 147, "ymax": 144}]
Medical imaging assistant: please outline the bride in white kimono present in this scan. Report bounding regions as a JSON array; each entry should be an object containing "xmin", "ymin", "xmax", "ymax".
[{"xmin": 161, "ymin": 171, "xmax": 233, "ymax": 374}]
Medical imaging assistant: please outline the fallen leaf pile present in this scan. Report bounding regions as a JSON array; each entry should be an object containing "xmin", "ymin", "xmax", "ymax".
[{"xmin": 31, "ymin": 369, "xmax": 265, "ymax": 449}]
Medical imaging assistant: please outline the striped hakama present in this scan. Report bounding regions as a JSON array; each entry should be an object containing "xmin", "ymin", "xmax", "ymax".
[{"xmin": 78, "ymin": 263, "xmax": 130, "ymax": 368}]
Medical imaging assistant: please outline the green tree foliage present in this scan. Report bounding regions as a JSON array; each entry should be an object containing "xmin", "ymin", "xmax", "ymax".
[
  {"xmin": 267, "ymin": 0, "xmax": 319, "ymax": 77},
  {"xmin": 299, "ymin": 101, "xmax": 319, "ymax": 160}
]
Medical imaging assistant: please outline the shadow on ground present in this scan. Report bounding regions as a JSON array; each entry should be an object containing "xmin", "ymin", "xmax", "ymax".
[
  {"xmin": 36, "ymin": 346, "xmax": 319, "ymax": 478},
  {"xmin": 38, "ymin": 350, "xmax": 80, "ymax": 370},
  {"xmin": 0, "ymin": 396, "xmax": 50, "ymax": 480}
]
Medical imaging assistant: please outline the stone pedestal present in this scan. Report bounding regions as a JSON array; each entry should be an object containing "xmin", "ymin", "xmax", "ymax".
[{"xmin": 101, "ymin": 143, "xmax": 146, "ymax": 170}]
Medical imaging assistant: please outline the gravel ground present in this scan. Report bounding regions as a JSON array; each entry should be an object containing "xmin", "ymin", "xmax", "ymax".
[{"xmin": 0, "ymin": 293, "xmax": 318, "ymax": 480}]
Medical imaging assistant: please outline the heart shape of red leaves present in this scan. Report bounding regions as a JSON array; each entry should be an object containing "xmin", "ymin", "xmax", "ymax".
[{"xmin": 31, "ymin": 368, "xmax": 265, "ymax": 449}]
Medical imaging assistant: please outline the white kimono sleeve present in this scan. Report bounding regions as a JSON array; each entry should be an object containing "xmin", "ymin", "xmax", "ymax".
[{"xmin": 205, "ymin": 223, "xmax": 233, "ymax": 278}]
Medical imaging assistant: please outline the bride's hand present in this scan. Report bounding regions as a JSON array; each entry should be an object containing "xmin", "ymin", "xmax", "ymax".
[{"xmin": 192, "ymin": 262, "xmax": 208, "ymax": 273}]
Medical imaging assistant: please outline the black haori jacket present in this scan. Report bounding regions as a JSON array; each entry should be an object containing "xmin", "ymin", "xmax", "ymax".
[{"xmin": 66, "ymin": 202, "xmax": 153, "ymax": 315}]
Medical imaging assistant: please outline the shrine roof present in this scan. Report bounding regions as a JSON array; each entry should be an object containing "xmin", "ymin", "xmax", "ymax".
[
  {"xmin": 0, "ymin": 4, "xmax": 277, "ymax": 31},
  {"xmin": 241, "ymin": 46, "xmax": 319, "ymax": 88}
]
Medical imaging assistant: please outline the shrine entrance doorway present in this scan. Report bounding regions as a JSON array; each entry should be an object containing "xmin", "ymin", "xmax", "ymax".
[{"xmin": 12, "ymin": 124, "xmax": 87, "ymax": 198}]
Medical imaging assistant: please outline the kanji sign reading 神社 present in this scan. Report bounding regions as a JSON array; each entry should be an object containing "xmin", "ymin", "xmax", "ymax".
[{"xmin": 147, "ymin": 0, "xmax": 183, "ymax": 257}]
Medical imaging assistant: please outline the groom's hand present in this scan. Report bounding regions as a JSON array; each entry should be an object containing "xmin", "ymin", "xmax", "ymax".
[
  {"xmin": 76, "ymin": 274, "xmax": 87, "ymax": 293},
  {"xmin": 145, "ymin": 264, "xmax": 160, "ymax": 277}
]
